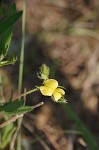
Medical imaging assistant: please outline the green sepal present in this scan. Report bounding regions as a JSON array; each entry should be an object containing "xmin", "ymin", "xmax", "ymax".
[
  {"xmin": 37, "ymin": 64, "xmax": 50, "ymax": 81},
  {"xmin": 0, "ymin": 55, "xmax": 17, "ymax": 67},
  {"xmin": 51, "ymin": 95, "xmax": 67, "ymax": 103}
]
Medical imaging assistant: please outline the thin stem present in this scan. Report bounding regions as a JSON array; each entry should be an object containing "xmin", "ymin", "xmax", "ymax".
[
  {"xmin": 1, "ymin": 88, "xmax": 38, "ymax": 105},
  {"xmin": 0, "ymin": 114, "xmax": 23, "ymax": 129},
  {"xmin": 13, "ymin": 88, "xmax": 38, "ymax": 101},
  {"xmin": 32, "ymin": 102, "xmax": 44, "ymax": 109},
  {"xmin": 17, "ymin": 1, "xmax": 26, "ymax": 150},
  {"xmin": 18, "ymin": 0, "xmax": 25, "ymax": 95}
]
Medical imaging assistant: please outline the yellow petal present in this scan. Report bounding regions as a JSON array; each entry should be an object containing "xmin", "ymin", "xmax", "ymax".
[
  {"xmin": 54, "ymin": 88, "xmax": 65, "ymax": 95},
  {"xmin": 53, "ymin": 88, "xmax": 65, "ymax": 101},
  {"xmin": 44, "ymin": 79, "xmax": 58, "ymax": 90},
  {"xmin": 40, "ymin": 86, "xmax": 53, "ymax": 96},
  {"xmin": 53, "ymin": 92, "xmax": 62, "ymax": 101}
]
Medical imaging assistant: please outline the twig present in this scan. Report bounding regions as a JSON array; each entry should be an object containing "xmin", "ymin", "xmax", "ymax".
[
  {"xmin": 9, "ymin": 100, "xmax": 44, "ymax": 150},
  {"xmin": 0, "ymin": 114, "xmax": 23, "ymax": 129},
  {"xmin": 13, "ymin": 88, "xmax": 38, "ymax": 101},
  {"xmin": 23, "ymin": 121, "xmax": 51, "ymax": 150},
  {"xmin": 10, "ymin": 117, "xmax": 23, "ymax": 150},
  {"xmin": 32, "ymin": 102, "xmax": 44, "ymax": 109}
]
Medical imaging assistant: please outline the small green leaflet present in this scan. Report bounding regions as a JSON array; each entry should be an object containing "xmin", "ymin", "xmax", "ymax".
[
  {"xmin": 0, "ymin": 99, "xmax": 24, "ymax": 112},
  {"xmin": 0, "ymin": 55, "xmax": 17, "ymax": 67},
  {"xmin": 3, "ymin": 106, "xmax": 34, "ymax": 116}
]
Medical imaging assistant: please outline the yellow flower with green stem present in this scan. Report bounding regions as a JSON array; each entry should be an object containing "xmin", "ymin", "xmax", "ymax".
[
  {"xmin": 37, "ymin": 64, "xmax": 67, "ymax": 103},
  {"xmin": 40, "ymin": 79, "xmax": 66, "ymax": 103}
]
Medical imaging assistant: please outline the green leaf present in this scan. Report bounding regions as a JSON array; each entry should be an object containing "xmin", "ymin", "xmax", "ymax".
[
  {"xmin": 0, "ymin": 123, "xmax": 15, "ymax": 149},
  {"xmin": 0, "ymin": 27, "xmax": 13, "ymax": 61},
  {"xmin": 3, "ymin": 106, "xmax": 34, "ymax": 115},
  {"xmin": 8, "ymin": 3, "xmax": 16, "ymax": 16},
  {"xmin": 12, "ymin": 106, "xmax": 34, "ymax": 115},
  {"xmin": 2, "ymin": 123, "xmax": 14, "ymax": 141},
  {"xmin": 0, "ymin": 11, "xmax": 22, "ymax": 34},
  {"xmin": 0, "ymin": 99, "xmax": 24, "ymax": 112},
  {"xmin": 0, "ymin": 3, "xmax": 22, "ymax": 61}
]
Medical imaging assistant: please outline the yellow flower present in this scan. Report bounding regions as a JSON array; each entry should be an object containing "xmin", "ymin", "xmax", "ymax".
[{"xmin": 40, "ymin": 79, "xmax": 65, "ymax": 102}]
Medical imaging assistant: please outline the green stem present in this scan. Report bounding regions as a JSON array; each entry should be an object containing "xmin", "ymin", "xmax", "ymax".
[
  {"xmin": 13, "ymin": 88, "xmax": 38, "ymax": 101},
  {"xmin": 17, "ymin": 1, "xmax": 26, "ymax": 150},
  {"xmin": 18, "ymin": 0, "xmax": 25, "ymax": 95},
  {"xmin": 1, "ymin": 88, "xmax": 38, "ymax": 106}
]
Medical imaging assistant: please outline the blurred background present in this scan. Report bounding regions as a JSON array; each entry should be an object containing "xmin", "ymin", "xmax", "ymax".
[{"xmin": 0, "ymin": 0, "xmax": 99, "ymax": 149}]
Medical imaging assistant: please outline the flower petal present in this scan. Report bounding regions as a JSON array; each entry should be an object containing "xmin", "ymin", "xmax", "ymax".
[
  {"xmin": 44, "ymin": 79, "xmax": 58, "ymax": 90},
  {"xmin": 54, "ymin": 88, "xmax": 65, "ymax": 95},
  {"xmin": 53, "ymin": 92, "xmax": 62, "ymax": 101},
  {"xmin": 40, "ymin": 86, "xmax": 53, "ymax": 96},
  {"xmin": 52, "ymin": 88, "xmax": 65, "ymax": 101}
]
